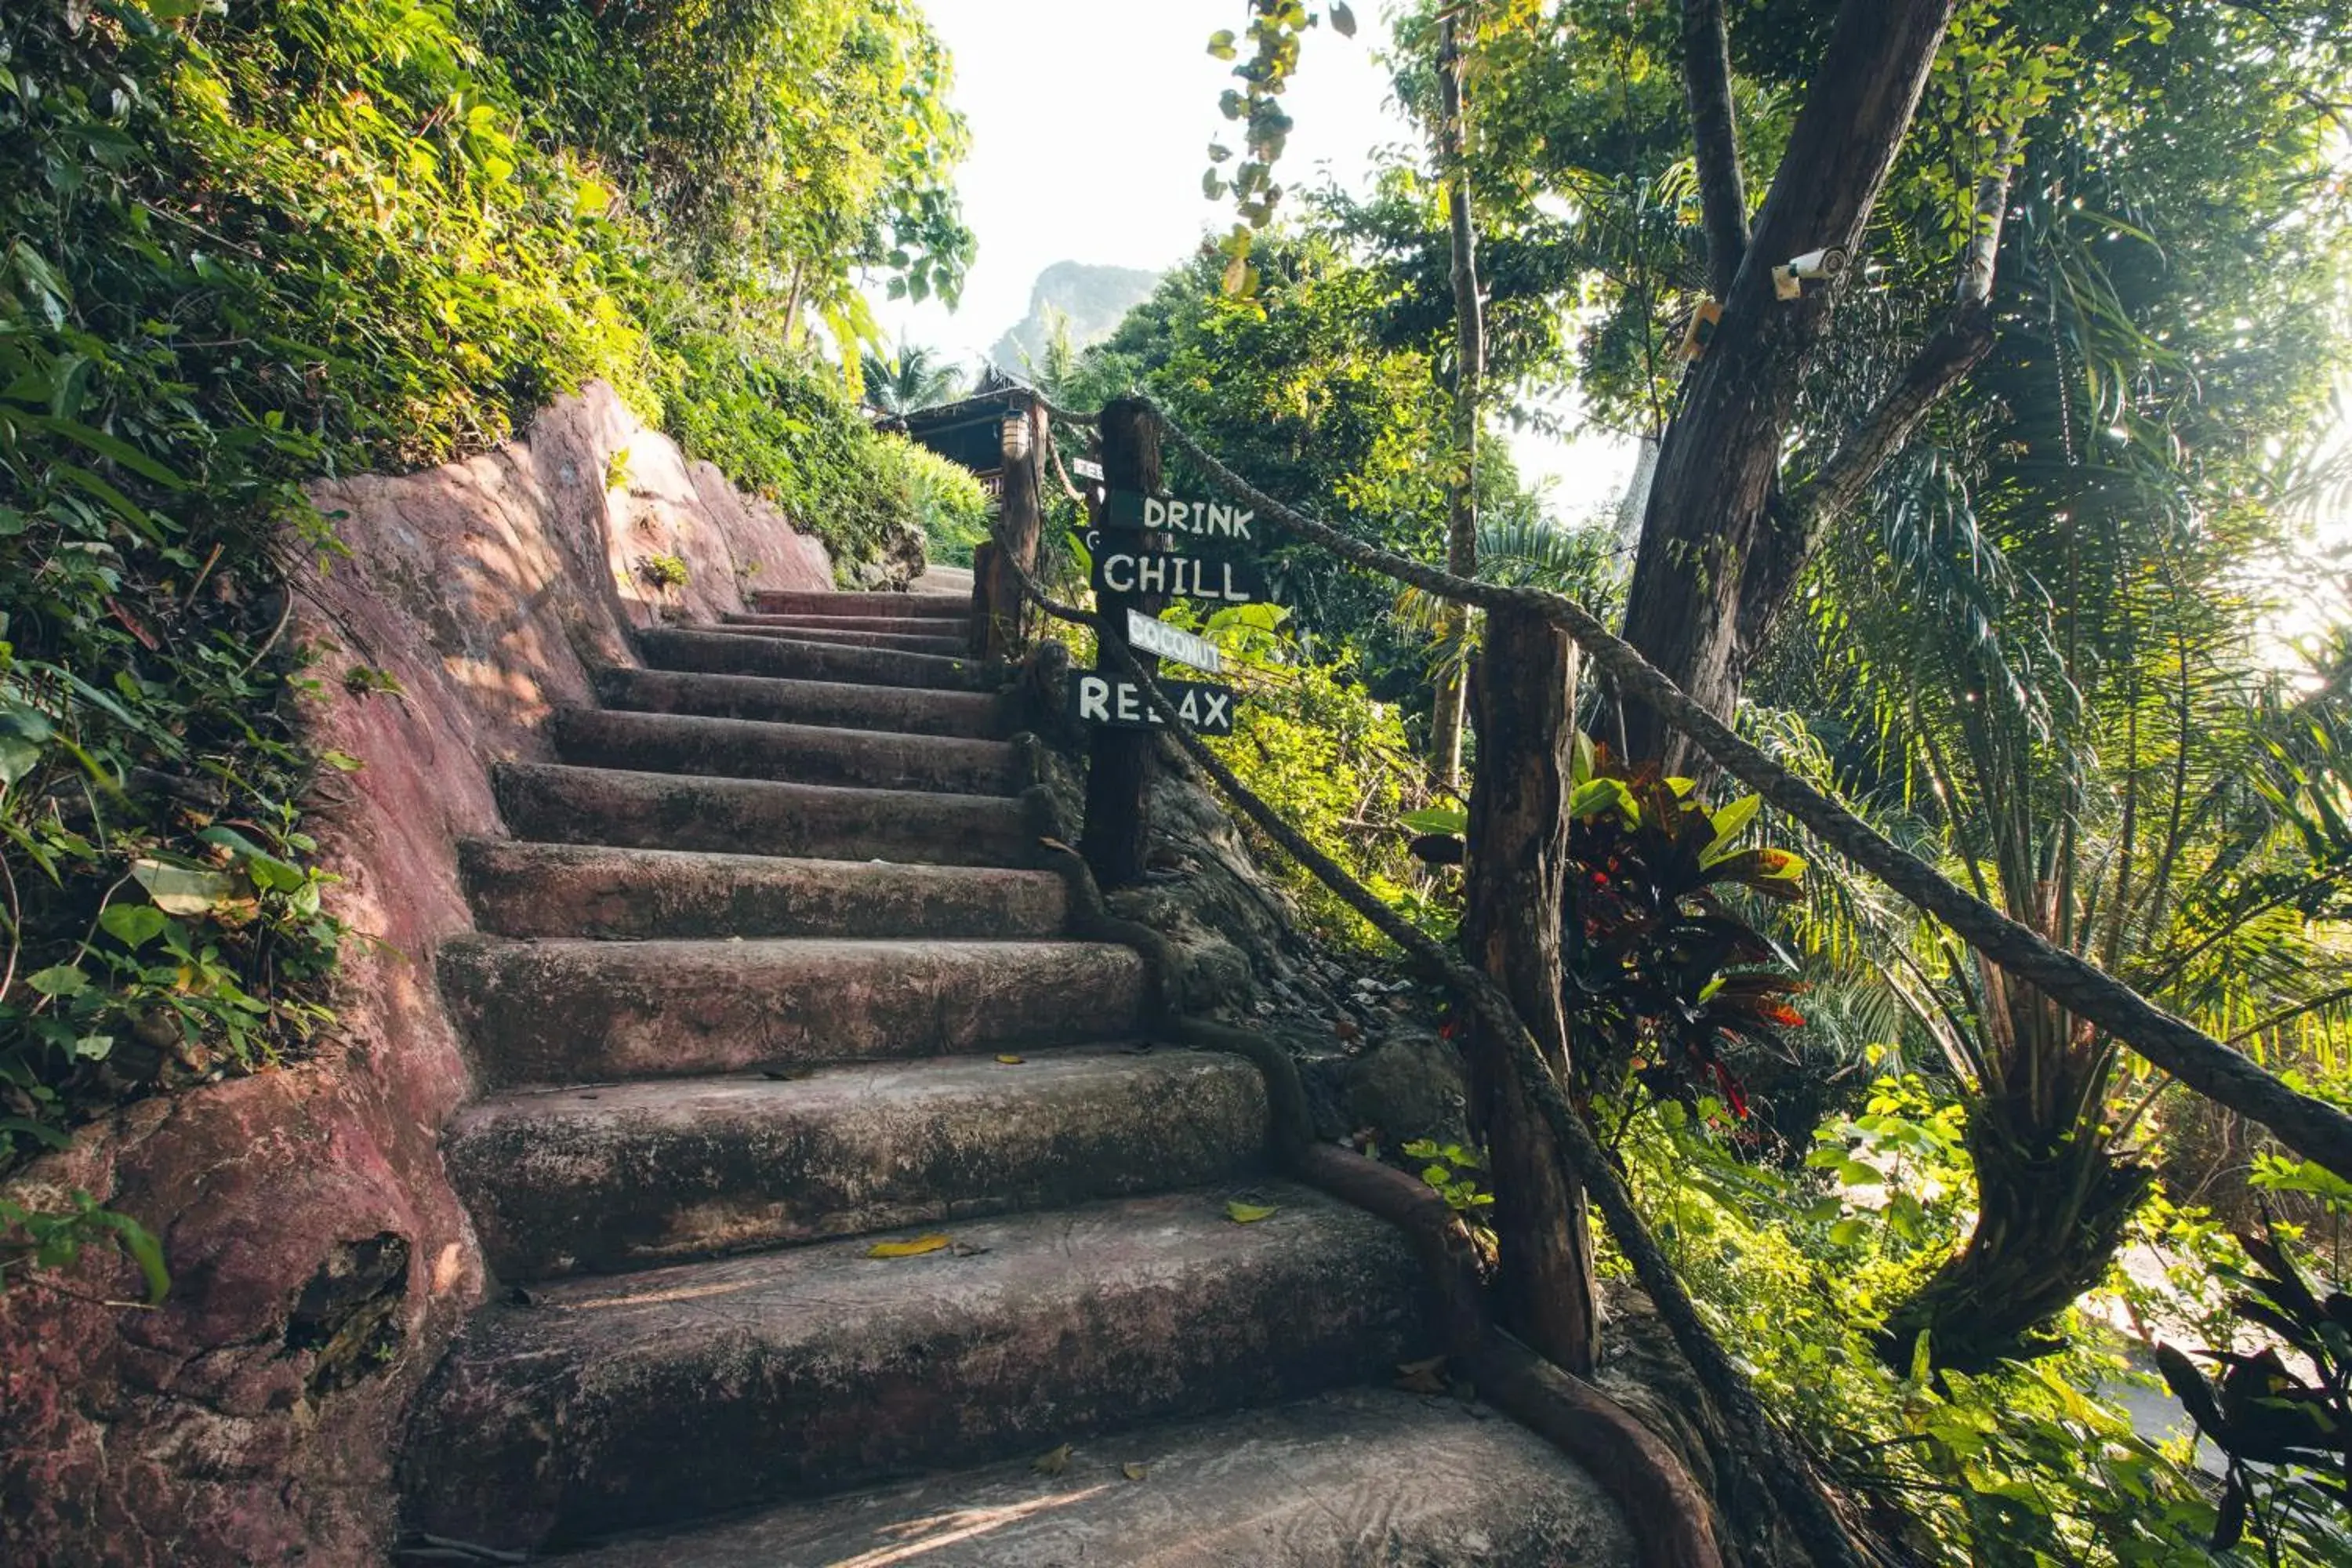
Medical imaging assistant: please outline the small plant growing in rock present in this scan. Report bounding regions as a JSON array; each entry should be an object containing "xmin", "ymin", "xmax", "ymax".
[
  {"xmin": 603, "ymin": 445, "xmax": 633, "ymax": 494},
  {"xmin": 342, "ymin": 665, "xmax": 405, "ymax": 699},
  {"xmin": 639, "ymin": 553, "xmax": 689, "ymax": 593}
]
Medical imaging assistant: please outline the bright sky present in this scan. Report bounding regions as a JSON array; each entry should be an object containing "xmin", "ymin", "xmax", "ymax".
[{"xmin": 869, "ymin": 0, "xmax": 1636, "ymax": 520}]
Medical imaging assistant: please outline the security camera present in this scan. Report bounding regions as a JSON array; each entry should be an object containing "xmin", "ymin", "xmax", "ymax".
[{"xmin": 1783, "ymin": 245, "xmax": 1848, "ymax": 280}]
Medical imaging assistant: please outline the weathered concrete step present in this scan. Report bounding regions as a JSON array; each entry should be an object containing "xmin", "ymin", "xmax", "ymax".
[
  {"xmin": 639, "ymin": 626, "xmax": 991, "ymax": 691},
  {"xmin": 447, "ymin": 1048, "xmax": 1270, "ymax": 1281},
  {"xmin": 458, "ymin": 841, "xmax": 1066, "ymax": 941},
  {"xmin": 704, "ymin": 621, "xmax": 971, "ymax": 657},
  {"xmin": 912, "ymin": 562, "xmax": 974, "ymax": 596},
  {"xmin": 401, "ymin": 1185, "xmax": 1432, "ymax": 1553},
  {"xmin": 726, "ymin": 612, "xmax": 975, "ymax": 636},
  {"xmin": 595, "ymin": 666, "xmax": 1007, "ymax": 740},
  {"xmin": 550, "ymin": 707, "xmax": 1021, "ymax": 796},
  {"xmin": 561, "ymin": 1387, "xmax": 1635, "ymax": 1567},
  {"xmin": 747, "ymin": 588, "xmax": 970, "ymax": 619},
  {"xmin": 437, "ymin": 935, "xmax": 1146, "ymax": 1087},
  {"xmin": 492, "ymin": 763, "xmax": 1036, "ymax": 868}
]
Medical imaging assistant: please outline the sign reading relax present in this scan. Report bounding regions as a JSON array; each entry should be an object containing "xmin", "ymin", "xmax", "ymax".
[
  {"xmin": 1065, "ymin": 672, "xmax": 1238, "ymax": 737},
  {"xmin": 1105, "ymin": 490, "xmax": 1257, "ymax": 545},
  {"xmin": 1089, "ymin": 546, "xmax": 1269, "ymax": 605}
]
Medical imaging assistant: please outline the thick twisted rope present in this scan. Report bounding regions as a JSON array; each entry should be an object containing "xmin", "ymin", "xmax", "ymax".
[
  {"xmin": 986, "ymin": 532, "xmax": 1870, "ymax": 1568},
  {"xmin": 1135, "ymin": 394, "xmax": 2352, "ymax": 1187}
]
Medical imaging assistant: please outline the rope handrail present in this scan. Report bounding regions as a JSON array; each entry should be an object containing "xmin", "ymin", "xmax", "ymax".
[
  {"xmin": 982, "ymin": 521, "xmax": 1869, "ymax": 1568},
  {"xmin": 1122, "ymin": 393, "xmax": 2352, "ymax": 1188}
]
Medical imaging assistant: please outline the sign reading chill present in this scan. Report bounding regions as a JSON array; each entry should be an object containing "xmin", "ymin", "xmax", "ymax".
[
  {"xmin": 1088, "ymin": 546, "xmax": 1269, "ymax": 604},
  {"xmin": 1065, "ymin": 673, "xmax": 1238, "ymax": 737}
]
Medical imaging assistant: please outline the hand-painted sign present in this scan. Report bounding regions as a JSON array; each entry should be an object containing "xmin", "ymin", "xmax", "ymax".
[
  {"xmin": 1067, "ymin": 672, "xmax": 1238, "ymax": 736},
  {"xmin": 1070, "ymin": 457, "xmax": 1105, "ymax": 481},
  {"xmin": 1126, "ymin": 609, "xmax": 1223, "ymax": 674},
  {"xmin": 1105, "ymin": 490, "xmax": 1257, "ymax": 546},
  {"xmin": 1090, "ymin": 546, "xmax": 1269, "ymax": 604}
]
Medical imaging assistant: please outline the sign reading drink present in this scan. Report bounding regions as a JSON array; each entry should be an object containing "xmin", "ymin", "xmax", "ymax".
[
  {"xmin": 1067, "ymin": 672, "xmax": 1238, "ymax": 737},
  {"xmin": 1106, "ymin": 490, "xmax": 1256, "ymax": 546},
  {"xmin": 1091, "ymin": 546, "xmax": 1269, "ymax": 604},
  {"xmin": 1126, "ymin": 609, "xmax": 1223, "ymax": 674}
]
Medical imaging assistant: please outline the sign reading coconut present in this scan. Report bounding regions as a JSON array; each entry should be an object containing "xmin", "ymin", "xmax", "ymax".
[
  {"xmin": 1066, "ymin": 672, "xmax": 1238, "ymax": 737},
  {"xmin": 1125, "ymin": 609, "xmax": 1222, "ymax": 674}
]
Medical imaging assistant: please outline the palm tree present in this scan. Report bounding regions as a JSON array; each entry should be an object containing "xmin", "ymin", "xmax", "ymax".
[{"xmin": 859, "ymin": 339, "xmax": 966, "ymax": 416}]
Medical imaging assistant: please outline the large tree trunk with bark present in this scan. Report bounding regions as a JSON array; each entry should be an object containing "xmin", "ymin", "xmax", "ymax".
[
  {"xmin": 1619, "ymin": 0, "xmax": 1957, "ymax": 769},
  {"xmin": 1425, "ymin": 9, "xmax": 1484, "ymax": 792},
  {"xmin": 1465, "ymin": 604, "xmax": 1595, "ymax": 1373}
]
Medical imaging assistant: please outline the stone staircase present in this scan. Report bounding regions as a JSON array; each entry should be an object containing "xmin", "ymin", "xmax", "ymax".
[{"xmin": 398, "ymin": 586, "xmax": 1631, "ymax": 1563}]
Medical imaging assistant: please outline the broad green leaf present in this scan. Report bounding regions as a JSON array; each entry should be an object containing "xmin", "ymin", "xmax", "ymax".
[
  {"xmin": 26, "ymin": 964, "xmax": 89, "ymax": 999},
  {"xmin": 98, "ymin": 904, "xmax": 169, "ymax": 949},
  {"xmin": 1399, "ymin": 807, "xmax": 1468, "ymax": 835},
  {"xmin": 130, "ymin": 858, "xmax": 241, "ymax": 916},
  {"xmin": 1225, "ymin": 1199, "xmax": 1279, "ymax": 1224}
]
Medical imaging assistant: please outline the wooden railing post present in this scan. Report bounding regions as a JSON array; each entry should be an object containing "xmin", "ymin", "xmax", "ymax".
[
  {"xmin": 974, "ymin": 394, "xmax": 1044, "ymax": 662},
  {"xmin": 1079, "ymin": 396, "xmax": 1162, "ymax": 888},
  {"xmin": 1464, "ymin": 603, "xmax": 1597, "ymax": 1374}
]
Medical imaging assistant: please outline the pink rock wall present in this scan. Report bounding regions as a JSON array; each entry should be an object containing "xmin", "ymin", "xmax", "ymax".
[{"xmin": 0, "ymin": 384, "xmax": 835, "ymax": 1566}]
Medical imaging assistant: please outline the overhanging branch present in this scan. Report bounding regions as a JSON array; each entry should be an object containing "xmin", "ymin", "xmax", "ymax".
[{"xmin": 1681, "ymin": 0, "xmax": 1748, "ymax": 299}]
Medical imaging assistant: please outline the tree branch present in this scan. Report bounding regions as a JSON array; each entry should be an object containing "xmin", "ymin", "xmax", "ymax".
[
  {"xmin": 1780, "ymin": 139, "xmax": 2020, "ymax": 551},
  {"xmin": 1145, "ymin": 396, "xmax": 2352, "ymax": 1191},
  {"xmin": 1681, "ymin": 0, "xmax": 1749, "ymax": 299}
]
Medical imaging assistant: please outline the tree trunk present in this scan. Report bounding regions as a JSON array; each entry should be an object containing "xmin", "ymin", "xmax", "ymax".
[
  {"xmin": 1882, "ymin": 1086, "xmax": 2151, "ymax": 1374},
  {"xmin": 1425, "ymin": 9, "xmax": 1485, "ymax": 793},
  {"xmin": 1619, "ymin": 0, "xmax": 1955, "ymax": 769},
  {"xmin": 1464, "ymin": 604, "xmax": 1596, "ymax": 1374},
  {"xmin": 1080, "ymin": 397, "xmax": 1163, "ymax": 889},
  {"xmin": 976, "ymin": 400, "xmax": 1044, "ymax": 663}
]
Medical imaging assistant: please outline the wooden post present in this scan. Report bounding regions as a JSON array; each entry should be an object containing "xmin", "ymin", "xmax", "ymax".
[
  {"xmin": 1463, "ymin": 604, "xmax": 1597, "ymax": 1374},
  {"xmin": 975, "ymin": 395, "xmax": 1044, "ymax": 663},
  {"xmin": 1079, "ymin": 397, "xmax": 1163, "ymax": 888}
]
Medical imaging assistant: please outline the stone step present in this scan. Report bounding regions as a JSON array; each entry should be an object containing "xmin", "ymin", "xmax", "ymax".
[
  {"xmin": 437, "ymin": 935, "xmax": 1147, "ymax": 1088},
  {"xmin": 492, "ymin": 762, "xmax": 1036, "ymax": 868},
  {"xmin": 549, "ymin": 707, "xmax": 1021, "ymax": 796},
  {"xmin": 458, "ymin": 841, "xmax": 1067, "ymax": 942},
  {"xmin": 747, "ymin": 588, "xmax": 971, "ymax": 619},
  {"xmin": 710, "ymin": 619, "xmax": 970, "ymax": 657},
  {"xmin": 911, "ymin": 562, "xmax": 975, "ymax": 596},
  {"xmin": 728, "ymin": 612, "xmax": 976, "ymax": 637},
  {"xmin": 400, "ymin": 1184, "xmax": 1433, "ymax": 1554},
  {"xmin": 560, "ymin": 1387, "xmax": 1633, "ymax": 1567},
  {"xmin": 446, "ymin": 1047, "xmax": 1270, "ymax": 1281},
  {"xmin": 639, "ymin": 626, "xmax": 992, "ymax": 691},
  {"xmin": 595, "ymin": 666, "xmax": 1008, "ymax": 740}
]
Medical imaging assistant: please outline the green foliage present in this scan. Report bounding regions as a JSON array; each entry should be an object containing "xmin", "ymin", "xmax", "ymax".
[
  {"xmin": 890, "ymin": 437, "xmax": 991, "ymax": 568},
  {"xmin": 1184, "ymin": 603, "xmax": 1438, "ymax": 953},
  {"xmin": 0, "ymin": 0, "xmax": 970, "ymax": 1214},
  {"xmin": 1624, "ymin": 1084, "xmax": 2249, "ymax": 1564},
  {"xmin": 0, "ymin": 1189, "xmax": 166, "ymax": 1304}
]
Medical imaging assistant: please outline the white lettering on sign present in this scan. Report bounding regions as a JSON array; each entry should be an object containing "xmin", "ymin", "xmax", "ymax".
[
  {"xmin": 1141, "ymin": 495, "xmax": 1254, "ymax": 543},
  {"xmin": 1071, "ymin": 457, "xmax": 1105, "ymax": 481},
  {"xmin": 1098, "ymin": 552, "xmax": 1258, "ymax": 603},
  {"xmin": 1126, "ymin": 610, "xmax": 1224, "ymax": 673},
  {"xmin": 1063, "ymin": 673, "xmax": 1240, "ymax": 736}
]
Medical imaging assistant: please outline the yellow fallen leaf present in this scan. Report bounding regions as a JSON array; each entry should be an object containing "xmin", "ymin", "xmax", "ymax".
[
  {"xmin": 1039, "ymin": 837, "xmax": 1075, "ymax": 855},
  {"xmin": 1396, "ymin": 1354, "xmax": 1448, "ymax": 1395},
  {"xmin": 995, "ymin": 1053, "xmax": 1025, "ymax": 1065},
  {"xmin": 1225, "ymin": 1200, "xmax": 1279, "ymax": 1225},
  {"xmin": 866, "ymin": 1233, "xmax": 952, "ymax": 1259},
  {"xmin": 1121, "ymin": 1462, "xmax": 1148, "ymax": 1482},
  {"xmin": 1033, "ymin": 1443, "xmax": 1073, "ymax": 1476}
]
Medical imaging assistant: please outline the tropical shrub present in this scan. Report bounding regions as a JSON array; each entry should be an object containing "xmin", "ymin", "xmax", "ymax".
[{"xmin": 0, "ymin": 0, "xmax": 968, "ymax": 1234}]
